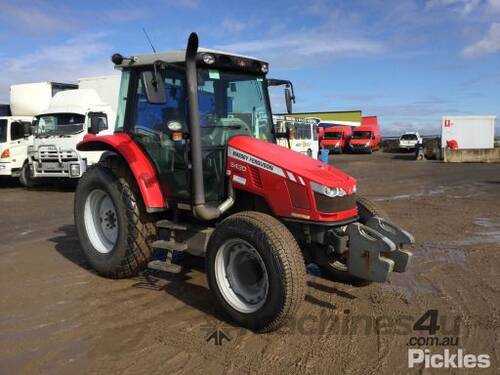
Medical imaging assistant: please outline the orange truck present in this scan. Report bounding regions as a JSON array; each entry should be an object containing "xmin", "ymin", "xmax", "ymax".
[
  {"xmin": 349, "ymin": 116, "xmax": 381, "ymax": 153},
  {"xmin": 320, "ymin": 125, "xmax": 352, "ymax": 153}
]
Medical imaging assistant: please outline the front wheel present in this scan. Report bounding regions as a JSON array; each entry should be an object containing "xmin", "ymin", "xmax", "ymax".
[
  {"xmin": 19, "ymin": 161, "xmax": 36, "ymax": 188},
  {"xmin": 74, "ymin": 158, "xmax": 156, "ymax": 278},
  {"xmin": 206, "ymin": 212, "xmax": 306, "ymax": 332}
]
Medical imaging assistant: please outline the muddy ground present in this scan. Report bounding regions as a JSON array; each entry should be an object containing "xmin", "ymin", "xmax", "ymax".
[{"xmin": 0, "ymin": 152, "xmax": 499, "ymax": 374}]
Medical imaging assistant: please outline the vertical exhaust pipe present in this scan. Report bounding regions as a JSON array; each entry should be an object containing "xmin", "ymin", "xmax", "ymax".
[{"xmin": 185, "ymin": 32, "xmax": 233, "ymax": 220}]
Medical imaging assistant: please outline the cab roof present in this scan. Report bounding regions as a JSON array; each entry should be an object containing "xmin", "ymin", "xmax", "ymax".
[{"xmin": 114, "ymin": 47, "xmax": 266, "ymax": 69}]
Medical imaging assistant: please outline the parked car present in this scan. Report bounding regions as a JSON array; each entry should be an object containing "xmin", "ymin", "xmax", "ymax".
[{"xmin": 399, "ymin": 132, "xmax": 422, "ymax": 150}]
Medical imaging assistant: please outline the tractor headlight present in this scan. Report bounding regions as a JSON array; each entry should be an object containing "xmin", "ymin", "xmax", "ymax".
[
  {"xmin": 261, "ymin": 63, "xmax": 268, "ymax": 73},
  {"xmin": 311, "ymin": 181, "xmax": 346, "ymax": 197}
]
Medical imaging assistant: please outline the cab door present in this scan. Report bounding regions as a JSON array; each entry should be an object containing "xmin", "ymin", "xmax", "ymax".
[
  {"xmin": 9, "ymin": 121, "xmax": 30, "ymax": 170},
  {"xmin": 130, "ymin": 69, "xmax": 192, "ymax": 203}
]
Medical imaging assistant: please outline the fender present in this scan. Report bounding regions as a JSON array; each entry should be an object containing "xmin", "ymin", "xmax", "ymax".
[{"xmin": 77, "ymin": 133, "xmax": 167, "ymax": 211}]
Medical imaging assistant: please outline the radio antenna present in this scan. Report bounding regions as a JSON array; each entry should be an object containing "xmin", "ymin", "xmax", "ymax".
[{"xmin": 142, "ymin": 28, "xmax": 157, "ymax": 53}]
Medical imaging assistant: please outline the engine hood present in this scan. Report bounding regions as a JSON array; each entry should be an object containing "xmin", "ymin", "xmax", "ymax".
[{"xmin": 228, "ymin": 135, "xmax": 356, "ymax": 192}]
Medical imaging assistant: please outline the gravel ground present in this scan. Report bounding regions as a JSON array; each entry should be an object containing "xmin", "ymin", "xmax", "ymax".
[{"xmin": 0, "ymin": 152, "xmax": 499, "ymax": 374}]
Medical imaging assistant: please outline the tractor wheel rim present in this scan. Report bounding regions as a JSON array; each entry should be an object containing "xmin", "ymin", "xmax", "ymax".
[
  {"xmin": 215, "ymin": 239, "xmax": 269, "ymax": 314},
  {"xmin": 84, "ymin": 189, "xmax": 118, "ymax": 254}
]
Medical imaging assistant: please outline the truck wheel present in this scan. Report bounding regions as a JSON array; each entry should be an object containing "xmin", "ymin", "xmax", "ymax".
[
  {"xmin": 74, "ymin": 158, "xmax": 156, "ymax": 278},
  {"xmin": 320, "ymin": 196, "xmax": 389, "ymax": 286},
  {"xmin": 206, "ymin": 211, "xmax": 306, "ymax": 332},
  {"xmin": 19, "ymin": 161, "xmax": 36, "ymax": 188}
]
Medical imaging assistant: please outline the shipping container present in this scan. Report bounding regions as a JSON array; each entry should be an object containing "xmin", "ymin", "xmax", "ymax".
[{"xmin": 441, "ymin": 116, "xmax": 496, "ymax": 149}]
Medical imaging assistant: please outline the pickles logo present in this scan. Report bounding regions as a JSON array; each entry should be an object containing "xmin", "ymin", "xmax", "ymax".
[
  {"xmin": 408, "ymin": 349, "xmax": 490, "ymax": 369},
  {"xmin": 408, "ymin": 310, "xmax": 491, "ymax": 369}
]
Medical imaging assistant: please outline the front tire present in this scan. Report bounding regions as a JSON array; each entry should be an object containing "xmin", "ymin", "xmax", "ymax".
[
  {"xmin": 206, "ymin": 211, "xmax": 306, "ymax": 332},
  {"xmin": 19, "ymin": 161, "xmax": 36, "ymax": 188},
  {"xmin": 74, "ymin": 158, "xmax": 156, "ymax": 278}
]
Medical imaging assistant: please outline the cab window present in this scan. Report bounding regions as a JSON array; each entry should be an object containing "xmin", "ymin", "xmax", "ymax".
[{"xmin": 10, "ymin": 122, "xmax": 26, "ymax": 141}]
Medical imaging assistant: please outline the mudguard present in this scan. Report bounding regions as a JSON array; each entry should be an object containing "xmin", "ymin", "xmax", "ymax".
[{"xmin": 77, "ymin": 133, "xmax": 166, "ymax": 211}]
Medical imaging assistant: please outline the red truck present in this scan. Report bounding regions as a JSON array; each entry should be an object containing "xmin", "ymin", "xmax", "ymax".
[
  {"xmin": 320, "ymin": 125, "xmax": 352, "ymax": 153},
  {"xmin": 349, "ymin": 116, "xmax": 381, "ymax": 153}
]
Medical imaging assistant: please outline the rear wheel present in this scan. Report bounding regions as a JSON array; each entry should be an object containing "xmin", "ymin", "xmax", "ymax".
[
  {"xmin": 206, "ymin": 211, "xmax": 306, "ymax": 332},
  {"xmin": 319, "ymin": 196, "xmax": 389, "ymax": 286},
  {"xmin": 74, "ymin": 158, "xmax": 156, "ymax": 278}
]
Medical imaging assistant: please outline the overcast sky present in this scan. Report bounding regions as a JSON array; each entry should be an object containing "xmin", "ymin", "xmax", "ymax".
[{"xmin": 0, "ymin": 0, "xmax": 499, "ymax": 135}]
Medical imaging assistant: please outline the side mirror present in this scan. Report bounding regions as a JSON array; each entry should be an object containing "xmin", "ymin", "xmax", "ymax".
[
  {"xmin": 141, "ymin": 69, "xmax": 166, "ymax": 104},
  {"xmin": 89, "ymin": 112, "xmax": 107, "ymax": 135},
  {"xmin": 285, "ymin": 87, "xmax": 294, "ymax": 114}
]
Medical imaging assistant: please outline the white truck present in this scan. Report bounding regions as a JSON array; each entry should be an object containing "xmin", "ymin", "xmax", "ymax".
[
  {"xmin": 28, "ymin": 75, "xmax": 121, "ymax": 184},
  {"xmin": 274, "ymin": 115, "xmax": 319, "ymax": 159},
  {"xmin": 0, "ymin": 82, "xmax": 77, "ymax": 186}
]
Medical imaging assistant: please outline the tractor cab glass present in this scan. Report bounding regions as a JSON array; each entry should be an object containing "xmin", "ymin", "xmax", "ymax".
[
  {"xmin": 197, "ymin": 68, "xmax": 273, "ymax": 143},
  {"xmin": 130, "ymin": 66, "xmax": 273, "ymax": 204}
]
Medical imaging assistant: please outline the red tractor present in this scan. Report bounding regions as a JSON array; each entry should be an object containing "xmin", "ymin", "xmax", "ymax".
[{"xmin": 74, "ymin": 33, "xmax": 414, "ymax": 332}]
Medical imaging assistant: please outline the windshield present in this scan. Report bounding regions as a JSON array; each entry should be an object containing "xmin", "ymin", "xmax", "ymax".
[
  {"xmin": 34, "ymin": 113, "xmax": 85, "ymax": 137},
  {"xmin": 352, "ymin": 131, "xmax": 372, "ymax": 139},
  {"xmin": 0, "ymin": 120, "xmax": 6, "ymax": 143},
  {"xmin": 401, "ymin": 134, "xmax": 417, "ymax": 140},
  {"xmin": 197, "ymin": 69, "xmax": 273, "ymax": 143},
  {"xmin": 324, "ymin": 131, "xmax": 342, "ymax": 140}
]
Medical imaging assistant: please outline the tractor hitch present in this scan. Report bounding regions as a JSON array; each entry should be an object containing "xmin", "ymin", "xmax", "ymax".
[{"xmin": 346, "ymin": 217, "xmax": 414, "ymax": 282}]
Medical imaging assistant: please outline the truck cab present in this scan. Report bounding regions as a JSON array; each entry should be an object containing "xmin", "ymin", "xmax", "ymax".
[
  {"xmin": 0, "ymin": 117, "xmax": 33, "ymax": 179},
  {"xmin": 350, "ymin": 116, "xmax": 381, "ymax": 153},
  {"xmin": 29, "ymin": 78, "xmax": 119, "ymax": 180},
  {"xmin": 320, "ymin": 125, "xmax": 352, "ymax": 153}
]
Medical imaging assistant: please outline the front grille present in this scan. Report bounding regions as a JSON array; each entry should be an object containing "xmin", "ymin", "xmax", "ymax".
[
  {"xmin": 38, "ymin": 148, "xmax": 78, "ymax": 161},
  {"xmin": 314, "ymin": 193, "xmax": 356, "ymax": 213}
]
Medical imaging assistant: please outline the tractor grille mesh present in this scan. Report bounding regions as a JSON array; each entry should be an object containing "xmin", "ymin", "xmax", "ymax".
[
  {"xmin": 249, "ymin": 166, "xmax": 263, "ymax": 188},
  {"xmin": 314, "ymin": 193, "xmax": 356, "ymax": 213}
]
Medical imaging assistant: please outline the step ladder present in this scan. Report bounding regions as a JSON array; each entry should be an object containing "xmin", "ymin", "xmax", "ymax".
[{"xmin": 147, "ymin": 219, "xmax": 188, "ymax": 274}]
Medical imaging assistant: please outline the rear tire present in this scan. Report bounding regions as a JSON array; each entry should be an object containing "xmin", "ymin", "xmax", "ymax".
[
  {"xmin": 74, "ymin": 158, "xmax": 156, "ymax": 278},
  {"xmin": 206, "ymin": 211, "xmax": 306, "ymax": 332},
  {"xmin": 319, "ymin": 196, "xmax": 388, "ymax": 286}
]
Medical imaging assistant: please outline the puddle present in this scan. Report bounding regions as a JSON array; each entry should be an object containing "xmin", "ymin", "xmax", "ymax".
[
  {"xmin": 386, "ymin": 241, "xmax": 466, "ymax": 298},
  {"xmin": 455, "ymin": 217, "xmax": 500, "ymax": 246},
  {"xmin": 375, "ymin": 186, "xmax": 447, "ymax": 201}
]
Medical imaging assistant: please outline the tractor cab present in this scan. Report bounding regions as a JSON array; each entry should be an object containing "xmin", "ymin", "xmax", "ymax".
[{"xmin": 112, "ymin": 49, "xmax": 274, "ymax": 206}]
